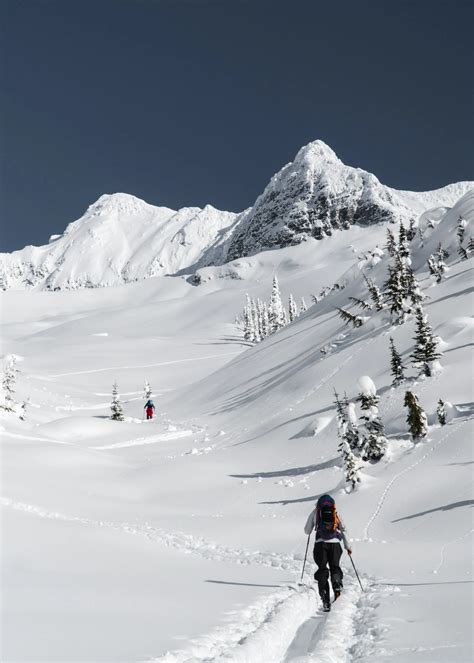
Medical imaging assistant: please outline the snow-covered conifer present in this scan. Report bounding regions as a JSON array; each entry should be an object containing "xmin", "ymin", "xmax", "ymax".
[
  {"xmin": 437, "ymin": 399, "xmax": 447, "ymax": 426},
  {"xmin": 144, "ymin": 380, "xmax": 152, "ymax": 400},
  {"xmin": 389, "ymin": 336, "xmax": 406, "ymax": 387},
  {"xmin": 1, "ymin": 356, "xmax": 18, "ymax": 413},
  {"xmin": 404, "ymin": 390, "xmax": 428, "ymax": 440},
  {"xmin": 349, "ymin": 296, "xmax": 371, "ymax": 311},
  {"xmin": 403, "ymin": 264, "xmax": 424, "ymax": 306},
  {"xmin": 398, "ymin": 222, "xmax": 411, "ymax": 261},
  {"xmin": 269, "ymin": 276, "xmax": 285, "ymax": 332},
  {"xmin": 384, "ymin": 259, "xmax": 407, "ymax": 323},
  {"xmin": 458, "ymin": 244, "xmax": 468, "ymax": 261},
  {"xmin": 19, "ymin": 399, "xmax": 28, "ymax": 421},
  {"xmin": 407, "ymin": 218, "xmax": 417, "ymax": 241},
  {"xmin": 261, "ymin": 301, "xmax": 270, "ymax": 338},
  {"xmin": 110, "ymin": 382, "xmax": 125, "ymax": 421},
  {"xmin": 357, "ymin": 376, "xmax": 387, "ymax": 462},
  {"xmin": 411, "ymin": 305, "xmax": 441, "ymax": 377},
  {"xmin": 300, "ymin": 297, "xmax": 308, "ymax": 313},
  {"xmin": 337, "ymin": 307, "xmax": 363, "ymax": 328},
  {"xmin": 345, "ymin": 396, "xmax": 361, "ymax": 451},
  {"xmin": 341, "ymin": 440, "xmax": 362, "ymax": 490},
  {"xmin": 456, "ymin": 216, "xmax": 466, "ymax": 246},
  {"xmin": 288, "ymin": 294, "xmax": 298, "ymax": 322},
  {"xmin": 385, "ymin": 228, "xmax": 397, "ymax": 257},
  {"xmin": 251, "ymin": 297, "xmax": 261, "ymax": 342},
  {"xmin": 467, "ymin": 237, "xmax": 474, "ymax": 255},
  {"xmin": 363, "ymin": 274, "xmax": 384, "ymax": 311}
]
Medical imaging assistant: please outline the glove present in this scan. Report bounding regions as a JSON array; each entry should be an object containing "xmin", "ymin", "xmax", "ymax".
[{"xmin": 347, "ymin": 548, "xmax": 352, "ymax": 555}]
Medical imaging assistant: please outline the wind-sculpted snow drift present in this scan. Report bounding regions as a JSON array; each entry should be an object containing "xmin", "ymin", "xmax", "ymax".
[{"xmin": 1, "ymin": 140, "xmax": 472, "ymax": 290}]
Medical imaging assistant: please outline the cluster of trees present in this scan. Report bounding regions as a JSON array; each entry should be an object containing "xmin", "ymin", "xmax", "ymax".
[
  {"xmin": 110, "ymin": 379, "xmax": 153, "ymax": 421},
  {"xmin": 456, "ymin": 216, "xmax": 473, "ymax": 261},
  {"xmin": 239, "ymin": 276, "xmax": 307, "ymax": 344},
  {"xmin": 334, "ymin": 377, "xmax": 387, "ymax": 490},
  {"xmin": 0, "ymin": 356, "xmax": 27, "ymax": 420}
]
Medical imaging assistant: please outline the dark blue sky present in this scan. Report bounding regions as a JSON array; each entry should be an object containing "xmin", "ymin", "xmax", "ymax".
[{"xmin": 1, "ymin": 0, "xmax": 472, "ymax": 252}]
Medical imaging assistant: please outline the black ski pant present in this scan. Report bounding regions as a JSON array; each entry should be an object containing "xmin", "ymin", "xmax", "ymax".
[{"xmin": 313, "ymin": 541, "xmax": 343, "ymax": 599}]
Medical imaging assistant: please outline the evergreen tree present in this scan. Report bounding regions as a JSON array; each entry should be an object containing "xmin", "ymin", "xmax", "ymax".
[
  {"xmin": 437, "ymin": 399, "xmax": 447, "ymax": 426},
  {"xmin": 110, "ymin": 382, "xmax": 125, "ymax": 421},
  {"xmin": 407, "ymin": 218, "xmax": 417, "ymax": 241},
  {"xmin": 384, "ymin": 259, "xmax": 407, "ymax": 323},
  {"xmin": 337, "ymin": 307, "xmax": 363, "ymax": 328},
  {"xmin": 261, "ymin": 301, "xmax": 270, "ymax": 338},
  {"xmin": 19, "ymin": 399, "xmax": 28, "ymax": 421},
  {"xmin": 288, "ymin": 294, "xmax": 298, "ymax": 322},
  {"xmin": 144, "ymin": 380, "xmax": 152, "ymax": 401},
  {"xmin": 458, "ymin": 244, "xmax": 468, "ymax": 261},
  {"xmin": 427, "ymin": 255, "xmax": 437, "ymax": 277},
  {"xmin": 256, "ymin": 299, "xmax": 265, "ymax": 340},
  {"xmin": 398, "ymin": 222, "xmax": 411, "ymax": 261},
  {"xmin": 300, "ymin": 297, "xmax": 308, "ymax": 313},
  {"xmin": 251, "ymin": 297, "xmax": 261, "ymax": 342},
  {"xmin": 385, "ymin": 228, "xmax": 397, "ymax": 257},
  {"xmin": 404, "ymin": 390, "xmax": 428, "ymax": 440},
  {"xmin": 1, "ymin": 356, "xmax": 18, "ymax": 413},
  {"xmin": 243, "ymin": 294, "xmax": 253, "ymax": 342},
  {"xmin": 349, "ymin": 296, "xmax": 371, "ymax": 311},
  {"xmin": 411, "ymin": 305, "xmax": 441, "ymax": 377},
  {"xmin": 341, "ymin": 439, "xmax": 362, "ymax": 490},
  {"xmin": 456, "ymin": 216, "xmax": 466, "ymax": 246},
  {"xmin": 389, "ymin": 336, "xmax": 406, "ymax": 387},
  {"xmin": 403, "ymin": 263, "xmax": 424, "ymax": 306},
  {"xmin": 269, "ymin": 276, "xmax": 285, "ymax": 332},
  {"xmin": 363, "ymin": 274, "xmax": 384, "ymax": 311},
  {"xmin": 467, "ymin": 237, "xmax": 474, "ymax": 254},
  {"xmin": 357, "ymin": 379, "xmax": 387, "ymax": 462},
  {"xmin": 344, "ymin": 396, "xmax": 361, "ymax": 451}
]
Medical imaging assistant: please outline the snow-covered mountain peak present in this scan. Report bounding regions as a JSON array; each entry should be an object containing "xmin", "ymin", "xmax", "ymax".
[
  {"xmin": 293, "ymin": 139, "xmax": 342, "ymax": 167},
  {"xmin": 87, "ymin": 192, "xmax": 156, "ymax": 217}
]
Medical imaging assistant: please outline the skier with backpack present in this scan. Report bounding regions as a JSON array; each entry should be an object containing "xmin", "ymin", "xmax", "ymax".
[
  {"xmin": 144, "ymin": 399, "xmax": 155, "ymax": 420},
  {"xmin": 304, "ymin": 494, "xmax": 352, "ymax": 611}
]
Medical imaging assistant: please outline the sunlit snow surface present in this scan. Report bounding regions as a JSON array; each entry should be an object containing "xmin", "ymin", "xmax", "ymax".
[{"xmin": 1, "ymin": 194, "xmax": 473, "ymax": 662}]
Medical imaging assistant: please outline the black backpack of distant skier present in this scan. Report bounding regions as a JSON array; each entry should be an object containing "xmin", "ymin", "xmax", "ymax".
[{"xmin": 316, "ymin": 494, "xmax": 339, "ymax": 539}]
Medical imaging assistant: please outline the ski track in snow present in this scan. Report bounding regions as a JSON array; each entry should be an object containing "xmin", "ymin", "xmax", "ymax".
[
  {"xmin": 92, "ymin": 430, "xmax": 193, "ymax": 449},
  {"xmin": 363, "ymin": 417, "xmax": 471, "ymax": 540},
  {"xmin": 1, "ymin": 430, "xmax": 74, "ymax": 446},
  {"xmin": 1, "ymin": 496, "xmax": 378, "ymax": 663},
  {"xmin": 48, "ymin": 352, "xmax": 241, "ymax": 378}
]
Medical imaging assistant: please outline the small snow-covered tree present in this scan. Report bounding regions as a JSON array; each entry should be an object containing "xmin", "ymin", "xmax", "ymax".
[
  {"xmin": 467, "ymin": 237, "xmax": 474, "ymax": 255},
  {"xmin": 337, "ymin": 307, "xmax": 363, "ymax": 328},
  {"xmin": 300, "ymin": 297, "xmax": 308, "ymax": 314},
  {"xmin": 357, "ymin": 376, "xmax": 387, "ymax": 462},
  {"xmin": 261, "ymin": 301, "xmax": 270, "ymax": 338},
  {"xmin": 437, "ymin": 399, "xmax": 447, "ymax": 426},
  {"xmin": 144, "ymin": 380, "xmax": 152, "ymax": 400},
  {"xmin": 404, "ymin": 391, "xmax": 428, "ymax": 440},
  {"xmin": 411, "ymin": 305, "xmax": 441, "ymax": 377},
  {"xmin": 345, "ymin": 398, "xmax": 361, "ymax": 451},
  {"xmin": 342, "ymin": 439, "xmax": 362, "ymax": 490},
  {"xmin": 403, "ymin": 264, "xmax": 424, "ymax": 307},
  {"xmin": 288, "ymin": 294, "xmax": 298, "ymax": 322},
  {"xmin": 458, "ymin": 244, "xmax": 468, "ymax": 261},
  {"xmin": 110, "ymin": 382, "xmax": 125, "ymax": 421},
  {"xmin": 1, "ymin": 356, "xmax": 18, "ymax": 413},
  {"xmin": 398, "ymin": 222, "xmax": 411, "ymax": 261},
  {"xmin": 251, "ymin": 297, "xmax": 261, "ymax": 343},
  {"xmin": 407, "ymin": 218, "xmax": 417, "ymax": 241},
  {"xmin": 349, "ymin": 296, "xmax": 371, "ymax": 312},
  {"xmin": 428, "ymin": 244, "xmax": 448, "ymax": 283},
  {"xmin": 456, "ymin": 216, "xmax": 466, "ymax": 246},
  {"xmin": 384, "ymin": 259, "xmax": 407, "ymax": 324},
  {"xmin": 389, "ymin": 336, "xmax": 406, "ymax": 387},
  {"xmin": 363, "ymin": 274, "xmax": 384, "ymax": 311},
  {"xmin": 385, "ymin": 228, "xmax": 397, "ymax": 257},
  {"xmin": 269, "ymin": 276, "xmax": 285, "ymax": 333}
]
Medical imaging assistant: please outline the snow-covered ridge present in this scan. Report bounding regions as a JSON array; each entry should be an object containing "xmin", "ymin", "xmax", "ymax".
[{"xmin": 1, "ymin": 141, "xmax": 472, "ymax": 290}]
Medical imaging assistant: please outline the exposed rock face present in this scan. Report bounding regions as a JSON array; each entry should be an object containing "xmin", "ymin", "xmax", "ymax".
[{"xmin": 224, "ymin": 140, "xmax": 472, "ymax": 261}]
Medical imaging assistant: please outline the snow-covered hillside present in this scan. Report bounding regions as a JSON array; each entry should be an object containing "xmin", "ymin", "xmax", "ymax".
[
  {"xmin": 1, "ymin": 140, "xmax": 472, "ymax": 291},
  {"xmin": 1, "ymin": 184, "xmax": 473, "ymax": 663}
]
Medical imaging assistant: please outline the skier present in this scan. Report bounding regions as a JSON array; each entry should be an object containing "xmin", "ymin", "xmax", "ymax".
[
  {"xmin": 144, "ymin": 399, "xmax": 155, "ymax": 420},
  {"xmin": 304, "ymin": 493, "xmax": 352, "ymax": 612}
]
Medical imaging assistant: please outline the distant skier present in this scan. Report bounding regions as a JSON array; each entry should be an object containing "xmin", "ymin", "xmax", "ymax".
[
  {"xmin": 304, "ymin": 494, "xmax": 352, "ymax": 612},
  {"xmin": 144, "ymin": 399, "xmax": 155, "ymax": 420}
]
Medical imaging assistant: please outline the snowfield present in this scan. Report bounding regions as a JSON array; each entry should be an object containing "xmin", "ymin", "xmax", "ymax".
[{"xmin": 1, "ymin": 160, "xmax": 473, "ymax": 662}]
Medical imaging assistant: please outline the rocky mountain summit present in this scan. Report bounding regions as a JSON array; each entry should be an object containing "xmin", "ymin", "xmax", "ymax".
[{"xmin": 1, "ymin": 140, "xmax": 471, "ymax": 290}]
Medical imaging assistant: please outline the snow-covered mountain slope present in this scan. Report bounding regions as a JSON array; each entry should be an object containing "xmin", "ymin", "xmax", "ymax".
[
  {"xmin": 1, "ymin": 198, "xmax": 472, "ymax": 662},
  {"xmin": 0, "ymin": 193, "xmax": 237, "ymax": 290},
  {"xmin": 1, "ymin": 140, "xmax": 472, "ymax": 291},
  {"xmin": 224, "ymin": 140, "xmax": 473, "ymax": 260}
]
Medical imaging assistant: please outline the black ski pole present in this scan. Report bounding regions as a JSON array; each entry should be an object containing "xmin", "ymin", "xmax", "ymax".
[
  {"xmin": 300, "ymin": 533, "xmax": 311, "ymax": 584},
  {"xmin": 348, "ymin": 553, "xmax": 364, "ymax": 592}
]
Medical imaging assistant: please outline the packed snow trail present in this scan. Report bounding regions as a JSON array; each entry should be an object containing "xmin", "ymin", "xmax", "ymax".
[{"xmin": 92, "ymin": 429, "xmax": 193, "ymax": 449}]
